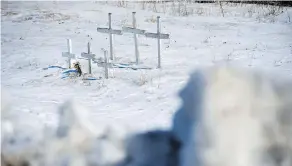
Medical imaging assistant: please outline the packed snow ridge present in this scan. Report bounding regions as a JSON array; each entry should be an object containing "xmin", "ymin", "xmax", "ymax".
[{"xmin": 2, "ymin": 66, "xmax": 292, "ymax": 166}]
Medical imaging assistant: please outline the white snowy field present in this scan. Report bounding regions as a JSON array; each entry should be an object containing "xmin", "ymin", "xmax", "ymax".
[{"xmin": 1, "ymin": 1, "xmax": 292, "ymax": 133}]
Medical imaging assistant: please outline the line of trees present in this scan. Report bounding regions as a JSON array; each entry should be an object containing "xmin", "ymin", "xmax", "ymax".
[
  {"xmin": 223, "ymin": 1, "xmax": 292, "ymax": 7},
  {"xmin": 152, "ymin": 1, "xmax": 292, "ymax": 7}
]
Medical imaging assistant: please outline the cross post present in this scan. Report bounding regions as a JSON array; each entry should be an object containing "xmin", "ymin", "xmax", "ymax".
[
  {"xmin": 144, "ymin": 16, "xmax": 169, "ymax": 69},
  {"xmin": 62, "ymin": 39, "xmax": 75, "ymax": 68},
  {"xmin": 97, "ymin": 13, "xmax": 123, "ymax": 61},
  {"xmin": 122, "ymin": 12, "xmax": 146, "ymax": 65},
  {"xmin": 81, "ymin": 42, "xmax": 96, "ymax": 74}
]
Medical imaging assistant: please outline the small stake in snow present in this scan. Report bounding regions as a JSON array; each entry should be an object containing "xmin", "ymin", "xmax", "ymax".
[
  {"xmin": 81, "ymin": 42, "xmax": 96, "ymax": 74},
  {"xmin": 88, "ymin": 42, "xmax": 91, "ymax": 74},
  {"xmin": 145, "ymin": 16, "xmax": 169, "ymax": 69},
  {"xmin": 122, "ymin": 12, "xmax": 146, "ymax": 65},
  {"xmin": 97, "ymin": 13, "xmax": 123, "ymax": 61},
  {"xmin": 62, "ymin": 39, "xmax": 75, "ymax": 68},
  {"xmin": 108, "ymin": 13, "xmax": 113, "ymax": 61},
  {"xmin": 102, "ymin": 49, "xmax": 109, "ymax": 79}
]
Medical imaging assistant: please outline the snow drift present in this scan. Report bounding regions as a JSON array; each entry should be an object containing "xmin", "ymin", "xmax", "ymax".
[
  {"xmin": 175, "ymin": 66, "xmax": 292, "ymax": 166},
  {"xmin": 2, "ymin": 66, "xmax": 292, "ymax": 166}
]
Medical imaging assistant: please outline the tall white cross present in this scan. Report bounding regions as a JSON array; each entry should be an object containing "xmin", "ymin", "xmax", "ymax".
[
  {"xmin": 122, "ymin": 12, "xmax": 146, "ymax": 65},
  {"xmin": 97, "ymin": 13, "xmax": 123, "ymax": 61},
  {"xmin": 62, "ymin": 39, "xmax": 75, "ymax": 68},
  {"xmin": 144, "ymin": 16, "xmax": 169, "ymax": 69}
]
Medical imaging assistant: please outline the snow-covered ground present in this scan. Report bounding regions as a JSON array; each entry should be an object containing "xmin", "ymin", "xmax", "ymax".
[{"xmin": 1, "ymin": 1, "xmax": 292, "ymax": 134}]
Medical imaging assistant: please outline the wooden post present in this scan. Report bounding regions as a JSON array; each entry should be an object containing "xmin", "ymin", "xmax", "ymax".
[
  {"xmin": 87, "ymin": 42, "xmax": 92, "ymax": 74},
  {"xmin": 132, "ymin": 12, "xmax": 139, "ymax": 65},
  {"xmin": 97, "ymin": 13, "xmax": 122, "ymax": 62},
  {"xmin": 81, "ymin": 42, "xmax": 96, "ymax": 74},
  {"xmin": 157, "ymin": 16, "xmax": 161, "ymax": 68},
  {"xmin": 144, "ymin": 16, "xmax": 169, "ymax": 69},
  {"xmin": 62, "ymin": 39, "xmax": 75, "ymax": 69},
  {"xmin": 67, "ymin": 39, "xmax": 72, "ymax": 68},
  {"xmin": 122, "ymin": 12, "xmax": 146, "ymax": 65},
  {"xmin": 104, "ymin": 50, "xmax": 109, "ymax": 79},
  {"xmin": 108, "ymin": 13, "xmax": 114, "ymax": 61}
]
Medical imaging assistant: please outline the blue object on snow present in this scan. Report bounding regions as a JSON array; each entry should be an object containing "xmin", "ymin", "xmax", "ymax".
[
  {"xmin": 132, "ymin": 65, "xmax": 152, "ymax": 70},
  {"xmin": 117, "ymin": 63, "xmax": 131, "ymax": 66},
  {"xmin": 113, "ymin": 64, "xmax": 128, "ymax": 68},
  {"xmin": 60, "ymin": 69, "xmax": 78, "ymax": 79},
  {"xmin": 84, "ymin": 77, "xmax": 98, "ymax": 80},
  {"xmin": 62, "ymin": 69, "xmax": 78, "ymax": 74},
  {"xmin": 61, "ymin": 75, "xmax": 99, "ymax": 80},
  {"xmin": 85, "ymin": 78, "xmax": 97, "ymax": 80},
  {"xmin": 43, "ymin": 66, "xmax": 67, "ymax": 70},
  {"xmin": 112, "ymin": 63, "xmax": 152, "ymax": 70},
  {"xmin": 61, "ymin": 75, "xmax": 68, "ymax": 79}
]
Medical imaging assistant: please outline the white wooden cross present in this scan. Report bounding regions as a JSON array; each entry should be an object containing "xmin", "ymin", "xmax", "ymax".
[
  {"xmin": 62, "ymin": 39, "xmax": 75, "ymax": 68},
  {"xmin": 122, "ymin": 12, "xmax": 146, "ymax": 65},
  {"xmin": 97, "ymin": 13, "xmax": 123, "ymax": 61},
  {"xmin": 81, "ymin": 42, "xmax": 96, "ymax": 74},
  {"xmin": 144, "ymin": 16, "xmax": 170, "ymax": 69}
]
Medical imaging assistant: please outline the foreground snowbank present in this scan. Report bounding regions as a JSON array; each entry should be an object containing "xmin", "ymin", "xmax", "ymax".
[
  {"xmin": 2, "ymin": 66, "xmax": 292, "ymax": 166},
  {"xmin": 174, "ymin": 66, "xmax": 292, "ymax": 166}
]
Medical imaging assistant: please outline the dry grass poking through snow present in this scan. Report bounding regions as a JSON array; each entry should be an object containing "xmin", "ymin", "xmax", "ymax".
[{"xmin": 108, "ymin": 1, "xmax": 291, "ymax": 23}]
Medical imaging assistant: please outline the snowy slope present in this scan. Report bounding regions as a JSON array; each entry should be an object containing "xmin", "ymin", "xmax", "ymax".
[{"xmin": 1, "ymin": 1, "xmax": 292, "ymax": 134}]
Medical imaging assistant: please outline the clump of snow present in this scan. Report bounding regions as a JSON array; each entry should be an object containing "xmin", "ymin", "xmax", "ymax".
[
  {"xmin": 177, "ymin": 66, "xmax": 292, "ymax": 166},
  {"xmin": 1, "ymin": 98, "xmax": 129, "ymax": 166},
  {"xmin": 14, "ymin": 12, "xmax": 72, "ymax": 23}
]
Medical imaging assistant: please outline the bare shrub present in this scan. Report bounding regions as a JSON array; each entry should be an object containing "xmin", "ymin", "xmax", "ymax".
[
  {"xmin": 195, "ymin": 7, "xmax": 204, "ymax": 16},
  {"xmin": 153, "ymin": 1, "xmax": 158, "ymax": 13},
  {"xmin": 117, "ymin": 0, "xmax": 128, "ymax": 8},
  {"xmin": 171, "ymin": 1, "xmax": 177, "ymax": 15},
  {"xmin": 1, "ymin": 11, "xmax": 18, "ymax": 16},
  {"xmin": 264, "ymin": 5, "xmax": 283, "ymax": 17},
  {"xmin": 219, "ymin": 1, "xmax": 225, "ymax": 17},
  {"xmin": 133, "ymin": 71, "xmax": 152, "ymax": 86},
  {"xmin": 175, "ymin": 0, "xmax": 194, "ymax": 16},
  {"xmin": 141, "ymin": 1, "xmax": 147, "ymax": 10},
  {"xmin": 145, "ymin": 16, "xmax": 157, "ymax": 23},
  {"xmin": 247, "ymin": 6, "xmax": 254, "ymax": 17},
  {"xmin": 162, "ymin": 2, "xmax": 167, "ymax": 13},
  {"xmin": 287, "ymin": 9, "xmax": 291, "ymax": 23}
]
